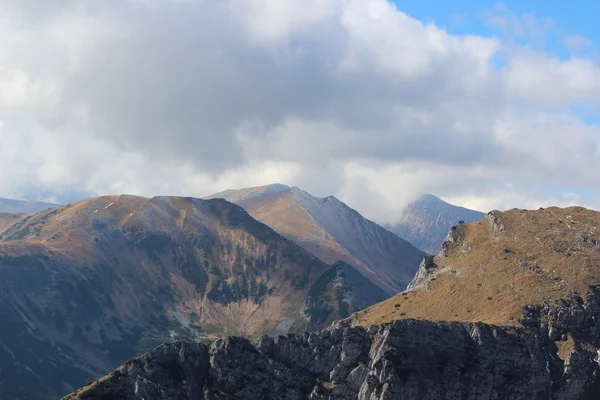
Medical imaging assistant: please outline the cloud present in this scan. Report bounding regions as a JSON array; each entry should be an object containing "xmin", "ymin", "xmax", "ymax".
[{"xmin": 0, "ymin": 0, "xmax": 599, "ymax": 222}]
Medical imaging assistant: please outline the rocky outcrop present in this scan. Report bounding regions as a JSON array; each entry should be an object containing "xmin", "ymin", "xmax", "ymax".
[
  {"xmin": 439, "ymin": 222, "xmax": 469, "ymax": 257},
  {"xmin": 486, "ymin": 210, "xmax": 505, "ymax": 232},
  {"xmin": 520, "ymin": 288, "xmax": 600, "ymax": 399},
  {"xmin": 65, "ymin": 306, "xmax": 600, "ymax": 400}
]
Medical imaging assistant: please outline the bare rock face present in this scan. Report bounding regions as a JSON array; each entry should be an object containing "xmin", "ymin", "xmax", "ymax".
[
  {"xmin": 486, "ymin": 210, "xmax": 506, "ymax": 232},
  {"xmin": 65, "ymin": 294, "xmax": 600, "ymax": 400},
  {"xmin": 439, "ymin": 222, "xmax": 469, "ymax": 258}
]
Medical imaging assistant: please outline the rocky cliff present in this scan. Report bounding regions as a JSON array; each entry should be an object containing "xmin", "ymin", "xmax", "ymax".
[{"xmin": 65, "ymin": 303, "xmax": 600, "ymax": 400}]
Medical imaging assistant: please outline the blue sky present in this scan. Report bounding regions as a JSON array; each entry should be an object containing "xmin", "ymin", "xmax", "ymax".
[{"xmin": 393, "ymin": 1, "xmax": 599, "ymax": 57}]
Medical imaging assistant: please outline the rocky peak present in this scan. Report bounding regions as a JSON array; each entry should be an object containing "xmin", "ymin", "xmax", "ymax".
[{"xmin": 387, "ymin": 194, "xmax": 485, "ymax": 254}]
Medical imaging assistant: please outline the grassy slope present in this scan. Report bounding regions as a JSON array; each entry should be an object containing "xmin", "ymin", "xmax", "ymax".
[{"xmin": 353, "ymin": 206, "xmax": 600, "ymax": 327}]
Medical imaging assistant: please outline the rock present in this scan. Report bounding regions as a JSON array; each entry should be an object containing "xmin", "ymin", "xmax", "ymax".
[
  {"xmin": 487, "ymin": 210, "xmax": 506, "ymax": 232},
  {"xmin": 439, "ymin": 223, "xmax": 469, "ymax": 258},
  {"xmin": 64, "ymin": 296, "xmax": 600, "ymax": 400}
]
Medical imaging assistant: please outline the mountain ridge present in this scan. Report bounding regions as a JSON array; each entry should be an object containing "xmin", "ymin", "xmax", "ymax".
[
  {"xmin": 207, "ymin": 184, "xmax": 425, "ymax": 294},
  {"xmin": 0, "ymin": 197, "xmax": 58, "ymax": 214},
  {"xmin": 0, "ymin": 194, "xmax": 384, "ymax": 399}
]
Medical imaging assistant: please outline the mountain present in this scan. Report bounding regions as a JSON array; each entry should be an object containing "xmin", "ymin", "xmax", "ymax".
[
  {"xmin": 67, "ymin": 206, "xmax": 600, "ymax": 399},
  {"xmin": 207, "ymin": 184, "xmax": 425, "ymax": 293},
  {"xmin": 353, "ymin": 206, "xmax": 600, "ymax": 326},
  {"xmin": 207, "ymin": 183, "xmax": 290, "ymax": 203},
  {"xmin": 0, "ymin": 197, "xmax": 58, "ymax": 213},
  {"xmin": 0, "ymin": 194, "xmax": 384, "ymax": 399},
  {"xmin": 388, "ymin": 193, "xmax": 485, "ymax": 254}
]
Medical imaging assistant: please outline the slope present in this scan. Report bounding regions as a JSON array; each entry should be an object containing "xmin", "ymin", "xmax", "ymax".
[
  {"xmin": 353, "ymin": 206, "xmax": 600, "ymax": 326},
  {"xmin": 388, "ymin": 193, "xmax": 485, "ymax": 254},
  {"xmin": 208, "ymin": 184, "xmax": 424, "ymax": 294},
  {"xmin": 0, "ymin": 194, "xmax": 380, "ymax": 399}
]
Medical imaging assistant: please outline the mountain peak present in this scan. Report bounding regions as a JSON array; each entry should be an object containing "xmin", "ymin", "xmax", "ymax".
[
  {"xmin": 388, "ymin": 194, "xmax": 485, "ymax": 254},
  {"xmin": 206, "ymin": 185, "xmax": 424, "ymax": 294},
  {"xmin": 414, "ymin": 193, "xmax": 443, "ymax": 204},
  {"xmin": 204, "ymin": 183, "xmax": 290, "ymax": 203}
]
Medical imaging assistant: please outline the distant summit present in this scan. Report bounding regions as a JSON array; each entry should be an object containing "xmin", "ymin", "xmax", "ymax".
[
  {"xmin": 388, "ymin": 194, "xmax": 485, "ymax": 254},
  {"xmin": 0, "ymin": 197, "xmax": 58, "ymax": 213},
  {"xmin": 206, "ymin": 183, "xmax": 290, "ymax": 203}
]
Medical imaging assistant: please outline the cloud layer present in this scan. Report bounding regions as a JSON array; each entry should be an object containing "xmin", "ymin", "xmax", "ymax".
[{"xmin": 1, "ymin": 0, "xmax": 599, "ymax": 222}]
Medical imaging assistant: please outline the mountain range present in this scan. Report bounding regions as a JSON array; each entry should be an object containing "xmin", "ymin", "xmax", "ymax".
[
  {"xmin": 207, "ymin": 184, "xmax": 424, "ymax": 293},
  {"xmin": 0, "ymin": 197, "xmax": 58, "ymax": 214},
  {"xmin": 0, "ymin": 195, "xmax": 387, "ymax": 399},
  {"xmin": 66, "ymin": 205, "xmax": 600, "ymax": 399},
  {"xmin": 5, "ymin": 186, "xmax": 582, "ymax": 399},
  {"xmin": 387, "ymin": 193, "xmax": 485, "ymax": 254}
]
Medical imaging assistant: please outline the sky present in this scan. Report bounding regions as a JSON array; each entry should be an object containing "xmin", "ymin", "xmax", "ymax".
[{"xmin": 0, "ymin": 0, "xmax": 599, "ymax": 224}]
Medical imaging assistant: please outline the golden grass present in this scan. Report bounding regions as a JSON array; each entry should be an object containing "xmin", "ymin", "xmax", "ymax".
[{"xmin": 353, "ymin": 206, "xmax": 600, "ymax": 327}]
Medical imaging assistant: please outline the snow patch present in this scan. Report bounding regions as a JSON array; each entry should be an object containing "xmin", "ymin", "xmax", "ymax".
[{"xmin": 104, "ymin": 202, "xmax": 115, "ymax": 209}]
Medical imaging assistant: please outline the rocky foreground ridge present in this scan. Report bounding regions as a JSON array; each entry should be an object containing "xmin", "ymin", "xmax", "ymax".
[{"xmin": 66, "ymin": 289, "xmax": 600, "ymax": 400}]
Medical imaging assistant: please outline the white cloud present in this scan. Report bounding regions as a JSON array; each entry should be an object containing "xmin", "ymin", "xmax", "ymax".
[
  {"xmin": 505, "ymin": 50, "xmax": 600, "ymax": 107},
  {"xmin": 229, "ymin": 0, "xmax": 340, "ymax": 46},
  {"xmin": 0, "ymin": 0, "xmax": 599, "ymax": 221}
]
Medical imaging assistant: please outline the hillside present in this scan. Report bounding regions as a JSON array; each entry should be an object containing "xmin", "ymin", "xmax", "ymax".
[
  {"xmin": 0, "ymin": 197, "xmax": 58, "ymax": 213},
  {"xmin": 0, "ymin": 195, "xmax": 382, "ymax": 399},
  {"xmin": 207, "ymin": 184, "xmax": 424, "ymax": 293},
  {"xmin": 66, "ymin": 206, "xmax": 600, "ymax": 400},
  {"xmin": 388, "ymin": 193, "xmax": 485, "ymax": 253},
  {"xmin": 353, "ymin": 206, "xmax": 600, "ymax": 326}
]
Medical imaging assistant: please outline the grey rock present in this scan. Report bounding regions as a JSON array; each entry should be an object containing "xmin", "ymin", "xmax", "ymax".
[
  {"xmin": 64, "ymin": 290, "xmax": 600, "ymax": 400},
  {"xmin": 486, "ymin": 210, "xmax": 506, "ymax": 232}
]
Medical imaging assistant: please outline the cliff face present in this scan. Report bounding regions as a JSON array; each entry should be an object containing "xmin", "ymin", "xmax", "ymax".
[{"xmin": 64, "ymin": 302, "xmax": 600, "ymax": 400}]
